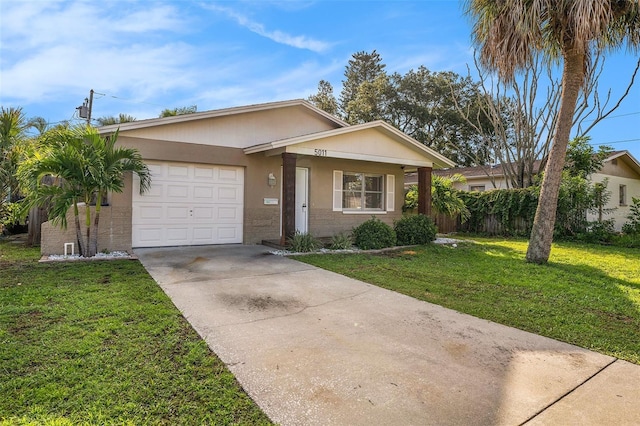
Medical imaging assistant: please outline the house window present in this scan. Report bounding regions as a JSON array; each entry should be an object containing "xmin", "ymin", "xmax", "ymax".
[
  {"xmin": 620, "ymin": 185, "xmax": 627, "ymax": 206},
  {"xmin": 333, "ymin": 171, "xmax": 395, "ymax": 213},
  {"xmin": 342, "ymin": 173, "xmax": 384, "ymax": 210},
  {"xmin": 469, "ymin": 185, "xmax": 486, "ymax": 192}
]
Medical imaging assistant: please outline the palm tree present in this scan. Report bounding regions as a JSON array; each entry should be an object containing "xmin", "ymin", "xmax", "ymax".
[
  {"xmin": 0, "ymin": 107, "xmax": 29, "ymax": 203},
  {"xmin": 465, "ymin": 0, "xmax": 640, "ymax": 263},
  {"xmin": 431, "ymin": 174, "xmax": 471, "ymax": 222},
  {"xmin": 19, "ymin": 126, "xmax": 150, "ymax": 257}
]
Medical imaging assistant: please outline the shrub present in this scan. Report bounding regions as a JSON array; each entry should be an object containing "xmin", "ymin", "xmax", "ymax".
[
  {"xmin": 394, "ymin": 214, "xmax": 437, "ymax": 245},
  {"xmin": 287, "ymin": 231, "xmax": 322, "ymax": 252},
  {"xmin": 329, "ymin": 232, "xmax": 353, "ymax": 250},
  {"xmin": 352, "ymin": 217, "xmax": 396, "ymax": 250},
  {"xmin": 622, "ymin": 197, "xmax": 640, "ymax": 235},
  {"xmin": 576, "ymin": 220, "xmax": 615, "ymax": 244},
  {"xmin": 611, "ymin": 233, "xmax": 640, "ymax": 248}
]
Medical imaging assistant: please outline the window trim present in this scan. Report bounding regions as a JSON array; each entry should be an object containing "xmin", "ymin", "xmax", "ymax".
[
  {"xmin": 333, "ymin": 170, "xmax": 395, "ymax": 213},
  {"xmin": 619, "ymin": 184, "xmax": 627, "ymax": 206}
]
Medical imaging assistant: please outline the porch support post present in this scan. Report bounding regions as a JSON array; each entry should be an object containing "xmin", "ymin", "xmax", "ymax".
[
  {"xmin": 417, "ymin": 166, "xmax": 432, "ymax": 216},
  {"xmin": 281, "ymin": 152, "xmax": 297, "ymax": 245}
]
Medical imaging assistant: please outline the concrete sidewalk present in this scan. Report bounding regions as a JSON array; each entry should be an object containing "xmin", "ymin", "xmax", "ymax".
[{"xmin": 135, "ymin": 244, "xmax": 640, "ymax": 426}]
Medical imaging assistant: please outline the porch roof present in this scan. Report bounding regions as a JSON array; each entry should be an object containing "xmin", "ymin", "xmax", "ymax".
[{"xmin": 244, "ymin": 120, "xmax": 455, "ymax": 169}]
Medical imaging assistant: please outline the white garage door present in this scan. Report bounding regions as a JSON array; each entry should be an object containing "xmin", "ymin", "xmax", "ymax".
[{"xmin": 132, "ymin": 161, "xmax": 244, "ymax": 247}]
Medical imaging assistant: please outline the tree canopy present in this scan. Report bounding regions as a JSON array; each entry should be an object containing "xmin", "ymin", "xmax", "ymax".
[{"xmin": 465, "ymin": 0, "xmax": 640, "ymax": 263}]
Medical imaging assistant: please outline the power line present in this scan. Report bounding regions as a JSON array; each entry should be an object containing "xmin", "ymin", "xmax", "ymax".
[{"xmin": 590, "ymin": 138, "xmax": 640, "ymax": 145}]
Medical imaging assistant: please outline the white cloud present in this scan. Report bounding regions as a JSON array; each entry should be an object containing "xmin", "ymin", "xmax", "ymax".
[
  {"xmin": 0, "ymin": 1, "xmax": 193, "ymax": 105},
  {"xmin": 204, "ymin": 4, "xmax": 331, "ymax": 53}
]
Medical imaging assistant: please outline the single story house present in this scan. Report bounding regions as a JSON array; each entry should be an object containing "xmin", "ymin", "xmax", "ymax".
[
  {"xmin": 407, "ymin": 151, "xmax": 640, "ymax": 231},
  {"xmin": 41, "ymin": 99, "xmax": 454, "ymax": 255}
]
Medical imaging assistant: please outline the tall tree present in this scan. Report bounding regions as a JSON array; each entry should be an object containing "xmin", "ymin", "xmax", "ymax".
[
  {"xmin": 308, "ymin": 80, "xmax": 339, "ymax": 116},
  {"xmin": 0, "ymin": 107, "xmax": 29, "ymax": 203},
  {"xmin": 339, "ymin": 50, "xmax": 386, "ymax": 123},
  {"xmin": 466, "ymin": 0, "xmax": 640, "ymax": 263},
  {"xmin": 96, "ymin": 114, "xmax": 137, "ymax": 126},
  {"xmin": 159, "ymin": 105, "xmax": 197, "ymax": 117},
  {"xmin": 455, "ymin": 52, "xmax": 639, "ymax": 189},
  {"xmin": 388, "ymin": 67, "xmax": 493, "ymax": 166},
  {"xmin": 19, "ymin": 126, "xmax": 150, "ymax": 257}
]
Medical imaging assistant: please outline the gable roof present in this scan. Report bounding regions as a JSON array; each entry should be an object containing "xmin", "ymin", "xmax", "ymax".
[
  {"xmin": 98, "ymin": 99, "xmax": 348, "ymax": 134},
  {"xmin": 244, "ymin": 120, "xmax": 456, "ymax": 169},
  {"xmin": 433, "ymin": 150, "xmax": 640, "ymax": 178},
  {"xmin": 605, "ymin": 150, "xmax": 640, "ymax": 176}
]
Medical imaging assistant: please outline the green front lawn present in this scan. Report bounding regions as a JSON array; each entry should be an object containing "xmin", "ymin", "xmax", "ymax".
[
  {"xmin": 0, "ymin": 241, "xmax": 271, "ymax": 425},
  {"xmin": 296, "ymin": 238, "xmax": 640, "ymax": 364}
]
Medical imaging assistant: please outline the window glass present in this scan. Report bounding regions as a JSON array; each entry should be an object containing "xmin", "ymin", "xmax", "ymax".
[
  {"xmin": 620, "ymin": 185, "xmax": 627, "ymax": 206},
  {"xmin": 343, "ymin": 173, "xmax": 383, "ymax": 210}
]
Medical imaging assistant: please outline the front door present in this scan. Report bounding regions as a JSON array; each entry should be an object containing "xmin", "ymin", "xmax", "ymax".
[{"xmin": 295, "ymin": 167, "xmax": 308, "ymax": 233}]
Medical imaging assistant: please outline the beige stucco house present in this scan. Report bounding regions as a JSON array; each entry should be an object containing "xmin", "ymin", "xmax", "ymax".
[
  {"xmin": 412, "ymin": 151, "xmax": 640, "ymax": 231},
  {"xmin": 41, "ymin": 99, "xmax": 454, "ymax": 255}
]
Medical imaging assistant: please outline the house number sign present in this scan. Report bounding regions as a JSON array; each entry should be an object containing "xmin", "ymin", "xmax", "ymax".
[{"xmin": 314, "ymin": 149, "xmax": 328, "ymax": 157}]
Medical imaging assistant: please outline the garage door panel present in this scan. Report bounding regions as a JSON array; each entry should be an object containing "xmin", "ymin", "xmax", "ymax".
[
  {"xmin": 166, "ymin": 227, "xmax": 190, "ymax": 244},
  {"xmin": 135, "ymin": 227, "xmax": 164, "ymax": 246},
  {"xmin": 217, "ymin": 226, "xmax": 241, "ymax": 241},
  {"xmin": 194, "ymin": 166, "xmax": 215, "ymax": 179},
  {"xmin": 132, "ymin": 161, "xmax": 243, "ymax": 247},
  {"xmin": 218, "ymin": 186, "xmax": 242, "ymax": 202},
  {"xmin": 217, "ymin": 206, "xmax": 241, "ymax": 221},
  {"xmin": 219, "ymin": 167, "xmax": 243, "ymax": 182},
  {"xmin": 167, "ymin": 184, "xmax": 190, "ymax": 199},
  {"xmin": 193, "ymin": 206, "xmax": 214, "ymax": 220},
  {"xmin": 167, "ymin": 165, "xmax": 189, "ymax": 179},
  {"xmin": 167, "ymin": 206, "xmax": 190, "ymax": 220},
  {"xmin": 193, "ymin": 186, "xmax": 215, "ymax": 200},
  {"xmin": 136, "ymin": 205, "xmax": 164, "ymax": 221}
]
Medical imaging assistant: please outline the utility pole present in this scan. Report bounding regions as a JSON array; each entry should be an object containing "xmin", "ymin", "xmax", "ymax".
[
  {"xmin": 76, "ymin": 89, "xmax": 94, "ymax": 125},
  {"xmin": 87, "ymin": 89, "xmax": 94, "ymax": 125}
]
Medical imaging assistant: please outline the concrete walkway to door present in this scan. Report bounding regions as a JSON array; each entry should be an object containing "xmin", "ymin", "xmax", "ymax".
[{"xmin": 135, "ymin": 244, "xmax": 640, "ymax": 426}]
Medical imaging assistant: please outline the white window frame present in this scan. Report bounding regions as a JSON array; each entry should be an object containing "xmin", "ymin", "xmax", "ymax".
[
  {"xmin": 620, "ymin": 184, "xmax": 627, "ymax": 206},
  {"xmin": 333, "ymin": 170, "xmax": 395, "ymax": 213}
]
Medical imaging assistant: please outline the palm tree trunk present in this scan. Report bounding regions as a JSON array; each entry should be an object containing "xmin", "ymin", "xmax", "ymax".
[
  {"xmin": 73, "ymin": 202, "xmax": 87, "ymax": 256},
  {"xmin": 85, "ymin": 198, "xmax": 92, "ymax": 257},
  {"xmin": 526, "ymin": 49, "xmax": 585, "ymax": 264},
  {"xmin": 89, "ymin": 192, "xmax": 102, "ymax": 256}
]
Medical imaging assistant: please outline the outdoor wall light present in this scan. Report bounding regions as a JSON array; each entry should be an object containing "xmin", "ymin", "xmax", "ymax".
[{"xmin": 268, "ymin": 173, "xmax": 277, "ymax": 187}]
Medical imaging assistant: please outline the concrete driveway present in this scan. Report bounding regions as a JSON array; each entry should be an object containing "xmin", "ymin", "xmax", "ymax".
[{"xmin": 135, "ymin": 244, "xmax": 640, "ymax": 426}]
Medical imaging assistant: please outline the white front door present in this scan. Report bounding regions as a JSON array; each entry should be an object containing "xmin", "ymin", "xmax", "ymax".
[{"xmin": 295, "ymin": 167, "xmax": 308, "ymax": 233}]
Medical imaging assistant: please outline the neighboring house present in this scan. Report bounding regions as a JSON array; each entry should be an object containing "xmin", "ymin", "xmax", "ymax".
[
  {"xmin": 41, "ymin": 99, "xmax": 454, "ymax": 255},
  {"xmin": 407, "ymin": 151, "xmax": 640, "ymax": 231}
]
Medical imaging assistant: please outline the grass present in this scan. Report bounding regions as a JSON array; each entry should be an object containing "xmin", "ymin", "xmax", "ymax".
[
  {"xmin": 295, "ymin": 238, "xmax": 640, "ymax": 364},
  {"xmin": 0, "ymin": 240, "xmax": 272, "ymax": 425}
]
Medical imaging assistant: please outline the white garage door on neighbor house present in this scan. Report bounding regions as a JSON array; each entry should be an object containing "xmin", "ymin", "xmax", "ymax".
[{"xmin": 132, "ymin": 161, "xmax": 244, "ymax": 247}]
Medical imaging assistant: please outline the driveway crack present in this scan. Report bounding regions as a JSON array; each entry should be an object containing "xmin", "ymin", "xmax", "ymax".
[{"xmin": 519, "ymin": 357, "xmax": 619, "ymax": 425}]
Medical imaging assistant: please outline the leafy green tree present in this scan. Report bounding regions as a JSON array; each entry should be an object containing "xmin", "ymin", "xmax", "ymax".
[
  {"xmin": 465, "ymin": 0, "xmax": 640, "ymax": 263},
  {"xmin": 564, "ymin": 136, "xmax": 613, "ymax": 178},
  {"xmin": 308, "ymin": 80, "xmax": 339, "ymax": 116},
  {"xmin": 96, "ymin": 114, "xmax": 137, "ymax": 126},
  {"xmin": 622, "ymin": 197, "xmax": 640, "ymax": 234},
  {"xmin": 159, "ymin": 105, "xmax": 197, "ymax": 117},
  {"xmin": 19, "ymin": 126, "xmax": 151, "ymax": 257},
  {"xmin": 339, "ymin": 50, "xmax": 387, "ymax": 123}
]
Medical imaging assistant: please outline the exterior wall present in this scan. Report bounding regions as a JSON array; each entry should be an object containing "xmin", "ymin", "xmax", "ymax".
[
  {"xmin": 589, "ymin": 173, "xmax": 640, "ymax": 231},
  {"xmin": 307, "ymin": 157, "xmax": 404, "ymax": 238},
  {"xmin": 41, "ymin": 204, "xmax": 132, "ymax": 256},
  {"xmin": 119, "ymin": 106, "xmax": 341, "ymax": 149},
  {"xmin": 454, "ymin": 176, "xmax": 508, "ymax": 191},
  {"xmin": 242, "ymin": 154, "xmax": 405, "ymax": 243}
]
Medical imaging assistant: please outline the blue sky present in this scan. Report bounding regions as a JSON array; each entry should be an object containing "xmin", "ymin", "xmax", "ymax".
[{"xmin": 1, "ymin": 0, "xmax": 639, "ymax": 160}]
